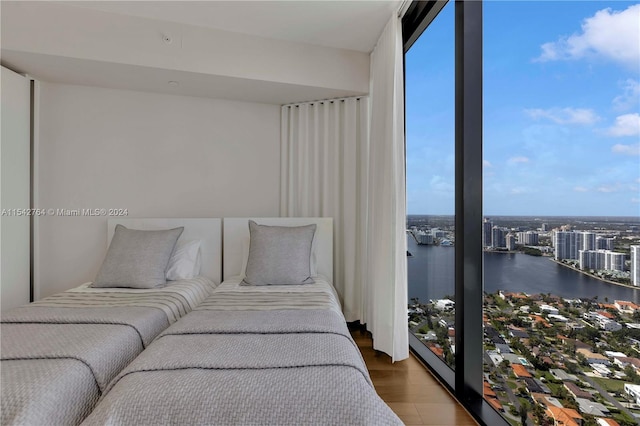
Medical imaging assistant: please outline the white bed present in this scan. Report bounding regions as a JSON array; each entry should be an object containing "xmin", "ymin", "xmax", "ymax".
[{"xmin": 1, "ymin": 218, "xmax": 222, "ymax": 426}]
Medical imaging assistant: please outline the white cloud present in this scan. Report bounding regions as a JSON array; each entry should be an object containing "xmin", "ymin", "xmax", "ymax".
[
  {"xmin": 607, "ymin": 113, "xmax": 640, "ymax": 137},
  {"xmin": 613, "ymin": 79, "xmax": 640, "ymax": 111},
  {"xmin": 508, "ymin": 156, "xmax": 530, "ymax": 165},
  {"xmin": 483, "ymin": 160, "xmax": 492, "ymax": 168},
  {"xmin": 535, "ymin": 4, "xmax": 640, "ymax": 70},
  {"xmin": 611, "ymin": 143, "xmax": 640, "ymax": 156},
  {"xmin": 597, "ymin": 184, "xmax": 622, "ymax": 193},
  {"xmin": 573, "ymin": 186, "xmax": 589, "ymax": 192},
  {"xmin": 632, "ymin": 197, "xmax": 640, "ymax": 203},
  {"xmin": 525, "ymin": 107, "xmax": 600, "ymax": 125}
]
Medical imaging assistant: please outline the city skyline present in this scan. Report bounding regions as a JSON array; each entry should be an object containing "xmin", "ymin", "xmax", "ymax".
[{"xmin": 406, "ymin": 1, "xmax": 640, "ymax": 217}]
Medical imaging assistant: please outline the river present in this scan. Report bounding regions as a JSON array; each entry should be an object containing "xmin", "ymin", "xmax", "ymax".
[{"xmin": 407, "ymin": 237, "xmax": 640, "ymax": 304}]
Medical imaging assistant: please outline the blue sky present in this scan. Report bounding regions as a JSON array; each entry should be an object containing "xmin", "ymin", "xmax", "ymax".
[{"xmin": 405, "ymin": 1, "xmax": 640, "ymax": 217}]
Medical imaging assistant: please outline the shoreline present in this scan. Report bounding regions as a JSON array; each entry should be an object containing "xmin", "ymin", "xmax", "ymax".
[
  {"xmin": 550, "ymin": 258, "xmax": 638, "ymax": 290},
  {"xmin": 484, "ymin": 249, "xmax": 551, "ymax": 256}
]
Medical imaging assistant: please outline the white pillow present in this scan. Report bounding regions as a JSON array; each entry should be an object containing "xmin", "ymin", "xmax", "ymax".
[{"xmin": 166, "ymin": 239, "xmax": 201, "ymax": 280}]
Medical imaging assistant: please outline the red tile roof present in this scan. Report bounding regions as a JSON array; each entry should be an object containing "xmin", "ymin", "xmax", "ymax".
[
  {"xmin": 512, "ymin": 364, "xmax": 532, "ymax": 378},
  {"xmin": 544, "ymin": 406, "xmax": 583, "ymax": 426},
  {"xmin": 597, "ymin": 310, "xmax": 616, "ymax": 319},
  {"xmin": 429, "ymin": 345, "xmax": 444, "ymax": 358},
  {"xmin": 487, "ymin": 397, "xmax": 504, "ymax": 412}
]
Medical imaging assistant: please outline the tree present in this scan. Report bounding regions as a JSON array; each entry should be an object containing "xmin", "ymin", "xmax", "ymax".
[
  {"xmin": 577, "ymin": 353, "xmax": 588, "ymax": 367},
  {"xmin": 532, "ymin": 403, "xmax": 547, "ymax": 425},
  {"xmin": 566, "ymin": 361, "xmax": 580, "ymax": 374},
  {"xmin": 519, "ymin": 401, "xmax": 530, "ymax": 425},
  {"xmin": 444, "ymin": 349, "xmax": 455, "ymax": 366},
  {"xmin": 624, "ymin": 365, "xmax": 640, "ymax": 384}
]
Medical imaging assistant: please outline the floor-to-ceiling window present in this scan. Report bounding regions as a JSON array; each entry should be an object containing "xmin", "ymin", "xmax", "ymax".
[
  {"xmin": 406, "ymin": 0, "xmax": 456, "ymax": 373},
  {"xmin": 406, "ymin": 1, "xmax": 640, "ymax": 425},
  {"xmin": 482, "ymin": 2, "xmax": 640, "ymax": 425},
  {"xmin": 405, "ymin": 0, "xmax": 493, "ymax": 423}
]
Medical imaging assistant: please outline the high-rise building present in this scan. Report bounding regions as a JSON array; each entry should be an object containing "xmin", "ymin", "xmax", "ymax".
[
  {"xmin": 632, "ymin": 246, "xmax": 640, "ymax": 287},
  {"xmin": 579, "ymin": 250, "xmax": 626, "ymax": 272},
  {"xmin": 506, "ymin": 233, "xmax": 516, "ymax": 251},
  {"xmin": 579, "ymin": 250, "xmax": 605, "ymax": 270},
  {"xmin": 431, "ymin": 229, "xmax": 446, "ymax": 238},
  {"xmin": 541, "ymin": 223, "xmax": 549, "ymax": 232},
  {"xmin": 597, "ymin": 237, "xmax": 615, "ymax": 251},
  {"xmin": 483, "ymin": 218, "xmax": 493, "ymax": 248},
  {"xmin": 605, "ymin": 252, "xmax": 625, "ymax": 272},
  {"xmin": 580, "ymin": 232, "xmax": 597, "ymax": 251},
  {"xmin": 554, "ymin": 231, "xmax": 578, "ymax": 260},
  {"xmin": 417, "ymin": 232, "xmax": 434, "ymax": 245},
  {"xmin": 492, "ymin": 226, "xmax": 506, "ymax": 248},
  {"xmin": 517, "ymin": 231, "xmax": 539, "ymax": 246}
]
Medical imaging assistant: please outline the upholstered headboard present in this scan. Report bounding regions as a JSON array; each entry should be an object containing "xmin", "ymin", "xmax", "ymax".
[{"xmin": 222, "ymin": 218, "xmax": 333, "ymax": 282}]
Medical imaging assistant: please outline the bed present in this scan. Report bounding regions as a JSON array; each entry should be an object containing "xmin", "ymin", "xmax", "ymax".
[
  {"xmin": 81, "ymin": 218, "xmax": 403, "ymax": 425},
  {"xmin": 0, "ymin": 218, "xmax": 221, "ymax": 426}
]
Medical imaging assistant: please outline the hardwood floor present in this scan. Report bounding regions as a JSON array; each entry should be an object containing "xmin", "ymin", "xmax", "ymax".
[{"xmin": 351, "ymin": 329, "xmax": 478, "ymax": 425}]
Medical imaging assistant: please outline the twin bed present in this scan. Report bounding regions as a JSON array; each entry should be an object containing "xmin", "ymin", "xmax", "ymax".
[{"xmin": 1, "ymin": 218, "xmax": 402, "ymax": 425}]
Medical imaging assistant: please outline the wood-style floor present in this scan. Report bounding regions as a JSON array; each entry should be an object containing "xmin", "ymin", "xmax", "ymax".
[{"xmin": 351, "ymin": 329, "xmax": 478, "ymax": 425}]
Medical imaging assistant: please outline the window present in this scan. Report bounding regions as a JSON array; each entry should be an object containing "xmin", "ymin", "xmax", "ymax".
[
  {"xmin": 482, "ymin": 2, "xmax": 640, "ymax": 425},
  {"xmin": 405, "ymin": 1, "xmax": 640, "ymax": 425},
  {"xmin": 406, "ymin": 0, "xmax": 456, "ymax": 371},
  {"xmin": 404, "ymin": 1, "xmax": 492, "ymax": 423}
]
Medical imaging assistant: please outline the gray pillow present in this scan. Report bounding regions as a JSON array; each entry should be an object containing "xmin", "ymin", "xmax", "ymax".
[
  {"xmin": 93, "ymin": 225, "xmax": 184, "ymax": 289},
  {"xmin": 242, "ymin": 220, "xmax": 316, "ymax": 285}
]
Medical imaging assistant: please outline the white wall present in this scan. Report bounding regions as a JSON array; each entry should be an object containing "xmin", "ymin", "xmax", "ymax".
[
  {"xmin": 1, "ymin": 66, "xmax": 31, "ymax": 310},
  {"xmin": 36, "ymin": 83, "xmax": 281, "ymax": 298}
]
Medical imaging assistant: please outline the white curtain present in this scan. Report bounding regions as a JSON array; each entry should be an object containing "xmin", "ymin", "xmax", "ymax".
[
  {"xmin": 280, "ymin": 13, "xmax": 408, "ymax": 362},
  {"xmin": 365, "ymin": 15, "xmax": 408, "ymax": 361},
  {"xmin": 365, "ymin": 16, "xmax": 409, "ymax": 361},
  {"xmin": 280, "ymin": 98, "xmax": 369, "ymax": 324}
]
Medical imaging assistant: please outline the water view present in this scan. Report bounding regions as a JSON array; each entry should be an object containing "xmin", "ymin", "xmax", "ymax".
[{"xmin": 408, "ymin": 238, "xmax": 640, "ymax": 304}]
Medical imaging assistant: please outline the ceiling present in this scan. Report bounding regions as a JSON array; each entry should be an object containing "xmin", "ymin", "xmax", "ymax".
[
  {"xmin": 63, "ymin": 1, "xmax": 399, "ymax": 53},
  {"xmin": 1, "ymin": 1, "xmax": 400, "ymax": 104}
]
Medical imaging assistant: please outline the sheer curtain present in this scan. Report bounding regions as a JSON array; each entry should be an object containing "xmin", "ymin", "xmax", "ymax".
[
  {"xmin": 280, "ymin": 98, "xmax": 369, "ymax": 324},
  {"xmin": 280, "ymin": 13, "xmax": 408, "ymax": 361},
  {"xmin": 365, "ymin": 14, "xmax": 408, "ymax": 361}
]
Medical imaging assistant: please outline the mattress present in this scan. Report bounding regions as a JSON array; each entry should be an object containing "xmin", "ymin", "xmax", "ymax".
[
  {"xmin": 81, "ymin": 278, "xmax": 403, "ymax": 425},
  {"xmin": 1, "ymin": 276, "xmax": 215, "ymax": 426}
]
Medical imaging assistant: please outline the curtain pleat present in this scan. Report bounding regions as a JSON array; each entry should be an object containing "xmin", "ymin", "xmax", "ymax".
[
  {"xmin": 280, "ymin": 12, "xmax": 409, "ymax": 361},
  {"xmin": 280, "ymin": 98, "xmax": 367, "ymax": 326}
]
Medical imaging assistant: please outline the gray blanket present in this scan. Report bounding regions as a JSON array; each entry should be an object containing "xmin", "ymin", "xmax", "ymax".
[
  {"xmin": 2, "ymin": 306, "xmax": 169, "ymax": 348},
  {"xmin": 1, "ymin": 278, "xmax": 215, "ymax": 426},
  {"xmin": 82, "ymin": 309, "xmax": 403, "ymax": 425},
  {"xmin": 1, "ymin": 323, "xmax": 143, "ymax": 426}
]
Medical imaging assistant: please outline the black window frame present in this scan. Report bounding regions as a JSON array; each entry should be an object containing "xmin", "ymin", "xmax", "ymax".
[{"xmin": 403, "ymin": 2, "xmax": 507, "ymax": 425}]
